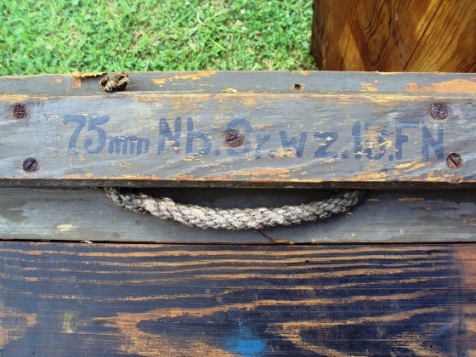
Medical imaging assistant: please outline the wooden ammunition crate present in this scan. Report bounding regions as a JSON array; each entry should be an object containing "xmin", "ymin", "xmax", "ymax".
[{"xmin": 1, "ymin": 1, "xmax": 475, "ymax": 355}]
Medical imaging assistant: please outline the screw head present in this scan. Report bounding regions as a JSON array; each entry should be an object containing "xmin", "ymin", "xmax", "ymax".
[
  {"xmin": 430, "ymin": 103, "xmax": 448, "ymax": 120},
  {"xmin": 13, "ymin": 104, "xmax": 27, "ymax": 119},
  {"xmin": 446, "ymin": 153, "xmax": 462, "ymax": 169},
  {"xmin": 225, "ymin": 129, "xmax": 244, "ymax": 147},
  {"xmin": 23, "ymin": 157, "xmax": 38, "ymax": 172}
]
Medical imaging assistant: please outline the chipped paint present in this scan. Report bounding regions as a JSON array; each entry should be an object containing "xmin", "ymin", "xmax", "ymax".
[
  {"xmin": 210, "ymin": 168, "xmax": 291, "ymax": 181},
  {"xmin": 0, "ymin": 304, "xmax": 37, "ymax": 347},
  {"xmin": 405, "ymin": 79, "xmax": 476, "ymax": 94},
  {"xmin": 394, "ymin": 161, "xmax": 428, "ymax": 171},
  {"xmin": 0, "ymin": 94, "xmax": 38, "ymax": 103},
  {"xmin": 360, "ymin": 82, "xmax": 379, "ymax": 92},
  {"xmin": 222, "ymin": 88, "xmax": 238, "ymax": 93},
  {"xmin": 172, "ymin": 174, "xmax": 197, "ymax": 181},
  {"xmin": 152, "ymin": 71, "xmax": 217, "ymax": 85},
  {"xmin": 398, "ymin": 197, "xmax": 425, "ymax": 202},
  {"xmin": 72, "ymin": 71, "xmax": 107, "ymax": 79},
  {"xmin": 271, "ymin": 148, "xmax": 298, "ymax": 158},
  {"xmin": 57, "ymin": 224, "xmax": 76, "ymax": 233},
  {"xmin": 72, "ymin": 71, "xmax": 106, "ymax": 89},
  {"xmin": 119, "ymin": 162, "xmax": 132, "ymax": 168},
  {"xmin": 62, "ymin": 174, "xmax": 82, "ymax": 179}
]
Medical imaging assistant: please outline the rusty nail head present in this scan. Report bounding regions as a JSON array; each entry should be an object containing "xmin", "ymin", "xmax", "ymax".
[
  {"xmin": 23, "ymin": 157, "xmax": 38, "ymax": 172},
  {"xmin": 13, "ymin": 104, "xmax": 27, "ymax": 119},
  {"xmin": 446, "ymin": 153, "xmax": 461, "ymax": 169},
  {"xmin": 430, "ymin": 103, "xmax": 448, "ymax": 120},
  {"xmin": 225, "ymin": 129, "xmax": 244, "ymax": 147}
]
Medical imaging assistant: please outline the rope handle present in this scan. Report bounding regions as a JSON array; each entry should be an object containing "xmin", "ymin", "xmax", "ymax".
[{"xmin": 105, "ymin": 188, "xmax": 363, "ymax": 230}]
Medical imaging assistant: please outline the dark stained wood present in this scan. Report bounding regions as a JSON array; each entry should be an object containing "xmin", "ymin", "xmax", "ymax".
[
  {"xmin": 1, "ymin": 241, "xmax": 475, "ymax": 356},
  {"xmin": 0, "ymin": 188, "xmax": 474, "ymax": 244},
  {"xmin": 1, "ymin": 72, "xmax": 475, "ymax": 189},
  {"xmin": 312, "ymin": 0, "xmax": 476, "ymax": 72}
]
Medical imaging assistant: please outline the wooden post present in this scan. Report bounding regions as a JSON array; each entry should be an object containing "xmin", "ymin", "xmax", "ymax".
[{"xmin": 311, "ymin": 0, "xmax": 476, "ymax": 72}]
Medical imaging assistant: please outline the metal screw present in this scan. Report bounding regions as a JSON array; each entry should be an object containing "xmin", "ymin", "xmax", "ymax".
[
  {"xmin": 23, "ymin": 157, "xmax": 38, "ymax": 172},
  {"xmin": 13, "ymin": 104, "xmax": 27, "ymax": 119},
  {"xmin": 430, "ymin": 103, "xmax": 448, "ymax": 120},
  {"xmin": 446, "ymin": 153, "xmax": 461, "ymax": 169},
  {"xmin": 225, "ymin": 130, "xmax": 244, "ymax": 147}
]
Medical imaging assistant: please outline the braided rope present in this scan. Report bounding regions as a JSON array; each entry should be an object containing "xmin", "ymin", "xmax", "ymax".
[{"xmin": 105, "ymin": 188, "xmax": 363, "ymax": 230}]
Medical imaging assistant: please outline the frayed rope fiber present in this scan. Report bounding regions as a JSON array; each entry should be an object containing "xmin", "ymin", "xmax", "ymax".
[{"xmin": 105, "ymin": 188, "xmax": 364, "ymax": 230}]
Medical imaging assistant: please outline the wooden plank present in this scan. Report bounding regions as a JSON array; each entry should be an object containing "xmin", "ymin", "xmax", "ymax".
[
  {"xmin": 1, "ymin": 72, "xmax": 475, "ymax": 189},
  {"xmin": 0, "ymin": 188, "xmax": 474, "ymax": 244},
  {"xmin": 1, "ymin": 241, "xmax": 475, "ymax": 356},
  {"xmin": 2, "ymin": 71, "xmax": 473, "ymax": 95}
]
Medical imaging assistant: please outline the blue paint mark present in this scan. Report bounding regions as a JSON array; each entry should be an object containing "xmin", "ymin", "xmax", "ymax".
[{"xmin": 224, "ymin": 326, "xmax": 267, "ymax": 356}]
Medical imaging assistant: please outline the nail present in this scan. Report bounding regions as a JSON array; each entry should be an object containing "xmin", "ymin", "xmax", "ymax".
[
  {"xmin": 225, "ymin": 129, "xmax": 244, "ymax": 147},
  {"xmin": 23, "ymin": 157, "xmax": 38, "ymax": 172},
  {"xmin": 430, "ymin": 103, "xmax": 448, "ymax": 120},
  {"xmin": 446, "ymin": 153, "xmax": 461, "ymax": 169},
  {"xmin": 13, "ymin": 104, "xmax": 27, "ymax": 119}
]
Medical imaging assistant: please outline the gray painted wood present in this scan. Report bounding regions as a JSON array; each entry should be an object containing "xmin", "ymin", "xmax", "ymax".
[
  {"xmin": 0, "ymin": 188, "xmax": 474, "ymax": 243},
  {"xmin": 0, "ymin": 71, "xmax": 474, "ymax": 95},
  {"xmin": 0, "ymin": 88, "xmax": 474, "ymax": 188}
]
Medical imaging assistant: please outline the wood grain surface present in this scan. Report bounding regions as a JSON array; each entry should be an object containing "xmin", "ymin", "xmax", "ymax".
[
  {"xmin": 311, "ymin": 0, "xmax": 359, "ymax": 71},
  {"xmin": 1, "ymin": 241, "xmax": 475, "ymax": 356},
  {"xmin": 0, "ymin": 188, "xmax": 474, "ymax": 244},
  {"xmin": 312, "ymin": 0, "xmax": 476, "ymax": 72},
  {"xmin": 1, "ymin": 72, "xmax": 475, "ymax": 189}
]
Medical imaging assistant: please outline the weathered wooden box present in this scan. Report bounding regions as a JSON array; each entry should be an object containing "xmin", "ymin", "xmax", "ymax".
[
  {"xmin": 1, "ymin": 1, "xmax": 476, "ymax": 354},
  {"xmin": 0, "ymin": 70, "xmax": 475, "ymax": 355}
]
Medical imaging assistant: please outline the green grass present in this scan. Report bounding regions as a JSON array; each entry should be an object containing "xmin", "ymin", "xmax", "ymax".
[{"xmin": 0, "ymin": 0, "xmax": 316, "ymax": 75}]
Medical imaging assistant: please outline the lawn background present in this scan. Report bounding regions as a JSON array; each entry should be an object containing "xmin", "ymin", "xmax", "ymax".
[{"xmin": 1, "ymin": 0, "xmax": 316, "ymax": 75}]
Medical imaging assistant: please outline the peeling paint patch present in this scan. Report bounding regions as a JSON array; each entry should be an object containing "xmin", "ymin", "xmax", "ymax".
[
  {"xmin": 152, "ymin": 71, "xmax": 217, "ymax": 85},
  {"xmin": 405, "ymin": 79, "xmax": 476, "ymax": 94},
  {"xmin": 119, "ymin": 162, "xmax": 132, "ymax": 168},
  {"xmin": 360, "ymin": 82, "xmax": 379, "ymax": 92},
  {"xmin": 63, "ymin": 174, "xmax": 82, "ymax": 179},
  {"xmin": 57, "ymin": 224, "xmax": 76, "ymax": 233}
]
